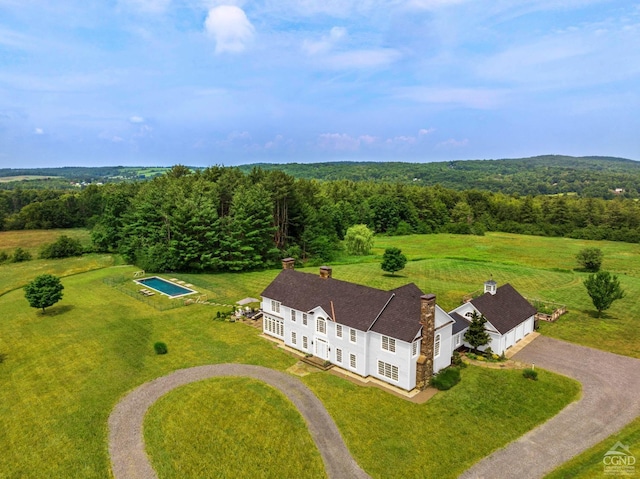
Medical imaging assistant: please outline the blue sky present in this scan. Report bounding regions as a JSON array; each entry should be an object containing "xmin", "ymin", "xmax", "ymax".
[{"xmin": 0, "ymin": 0, "xmax": 639, "ymax": 167}]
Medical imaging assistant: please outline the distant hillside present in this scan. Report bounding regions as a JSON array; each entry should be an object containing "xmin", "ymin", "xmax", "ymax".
[
  {"xmin": 239, "ymin": 155, "xmax": 640, "ymax": 197},
  {"xmin": 2, "ymin": 155, "xmax": 639, "ymax": 197}
]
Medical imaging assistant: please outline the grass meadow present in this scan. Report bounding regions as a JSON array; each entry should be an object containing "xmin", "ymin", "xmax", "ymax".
[{"xmin": 0, "ymin": 230, "xmax": 638, "ymax": 478}]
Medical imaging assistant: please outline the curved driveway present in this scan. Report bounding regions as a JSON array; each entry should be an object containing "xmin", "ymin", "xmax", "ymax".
[
  {"xmin": 108, "ymin": 363, "xmax": 371, "ymax": 479},
  {"xmin": 460, "ymin": 336, "xmax": 640, "ymax": 479}
]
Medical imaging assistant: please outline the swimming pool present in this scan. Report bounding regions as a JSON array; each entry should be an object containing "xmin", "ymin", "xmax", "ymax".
[{"xmin": 135, "ymin": 277, "xmax": 196, "ymax": 298}]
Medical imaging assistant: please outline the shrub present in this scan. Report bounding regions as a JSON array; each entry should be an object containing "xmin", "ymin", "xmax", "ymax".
[
  {"xmin": 154, "ymin": 342, "xmax": 168, "ymax": 355},
  {"xmin": 576, "ymin": 247, "xmax": 603, "ymax": 272},
  {"xmin": 466, "ymin": 352, "xmax": 478, "ymax": 360},
  {"xmin": 0, "ymin": 251, "xmax": 9, "ymax": 263},
  {"xmin": 451, "ymin": 350, "xmax": 463, "ymax": 367},
  {"xmin": 523, "ymin": 368, "xmax": 538, "ymax": 380},
  {"xmin": 12, "ymin": 248, "xmax": 32, "ymax": 263},
  {"xmin": 39, "ymin": 235, "xmax": 84, "ymax": 259},
  {"xmin": 430, "ymin": 367, "xmax": 461, "ymax": 391}
]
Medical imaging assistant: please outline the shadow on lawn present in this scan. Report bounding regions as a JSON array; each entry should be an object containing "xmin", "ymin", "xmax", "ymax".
[{"xmin": 39, "ymin": 304, "xmax": 75, "ymax": 316}]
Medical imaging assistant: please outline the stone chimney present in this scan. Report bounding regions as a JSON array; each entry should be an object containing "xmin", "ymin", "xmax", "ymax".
[
  {"xmin": 416, "ymin": 293, "xmax": 436, "ymax": 390},
  {"xmin": 282, "ymin": 257, "xmax": 295, "ymax": 270},
  {"xmin": 484, "ymin": 279, "xmax": 497, "ymax": 295},
  {"xmin": 319, "ymin": 266, "xmax": 332, "ymax": 279}
]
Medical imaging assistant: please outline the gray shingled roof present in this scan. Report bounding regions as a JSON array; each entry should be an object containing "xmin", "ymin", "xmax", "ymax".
[
  {"xmin": 470, "ymin": 283, "xmax": 537, "ymax": 334},
  {"xmin": 450, "ymin": 312, "xmax": 470, "ymax": 335},
  {"xmin": 261, "ymin": 269, "xmax": 423, "ymax": 342}
]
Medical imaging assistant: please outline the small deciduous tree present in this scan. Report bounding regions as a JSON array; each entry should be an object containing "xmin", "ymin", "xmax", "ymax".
[
  {"xmin": 344, "ymin": 224, "xmax": 374, "ymax": 255},
  {"xmin": 464, "ymin": 311, "xmax": 491, "ymax": 353},
  {"xmin": 24, "ymin": 274, "xmax": 64, "ymax": 313},
  {"xmin": 39, "ymin": 235, "xmax": 84, "ymax": 259},
  {"xmin": 576, "ymin": 247, "xmax": 603, "ymax": 272},
  {"xmin": 381, "ymin": 247, "xmax": 407, "ymax": 276},
  {"xmin": 583, "ymin": 271, "xmax": 624, "ymax": 317},
  {"xmin": 12, "ymin": 247, "xmax": 32, "ymax": 263}
]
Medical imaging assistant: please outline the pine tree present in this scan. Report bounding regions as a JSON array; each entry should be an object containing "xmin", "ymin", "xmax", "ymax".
[{"xmin": 464, "ymin": 311, "xmax": 491, "ymax": 353}]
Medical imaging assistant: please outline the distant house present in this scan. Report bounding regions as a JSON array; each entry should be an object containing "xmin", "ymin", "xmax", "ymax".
[
  {"xmin": 261, "ymin": 260, "xmax": 535, "ymax": 391},
  {"xmin": 449, "ymin": 280, "xmax": 537, "ymax": 355}
]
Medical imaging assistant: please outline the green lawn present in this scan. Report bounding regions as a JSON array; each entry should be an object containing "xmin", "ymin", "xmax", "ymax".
[
  {"xmin": 546, "ymin": 416, "xmax": 640, "ymax": 479},
  {"xmin": 0, "ymin": 228, "xmax": 92, "ymax": 256},
  {"xmin": 145, "ymin": 378, "xmax": 326, "ymax": 479},
  {"xmin": 1, "ymin": 230, "xmax": 638, "ymax": 477}
]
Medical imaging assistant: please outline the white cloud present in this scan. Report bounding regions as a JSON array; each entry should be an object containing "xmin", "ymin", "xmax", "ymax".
[
  {"xmin": 129, "ymin": 116, "xmax": 145, "ymax": 123},
  {"xmin": 302, "ymin": 26, "xmax": 347, "ymax": 55},
  {"xmin": 407, "ymin": 0, "xmax": 469, "ymax": 10},
  {"xmin": 205, "ymin": 5, "xmax": 255, "ymax": 54},
  {"xmin": 34, "ymin": 128, "xmax": 44, "ymax": 135},
  {"xmin": 317, "ymin": 133, "xmax": 372, "ymax": 151},
  {"xmin": 323, "ymin": 48, "xmax": 401, "ymax": 69},
  {"xmin": 419, "ymin": 128, "xmax": 435, "ymax": 136}
]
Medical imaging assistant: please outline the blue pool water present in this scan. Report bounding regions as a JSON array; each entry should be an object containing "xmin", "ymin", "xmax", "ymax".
[{"xmin": 135, "ymin": 277, "xmax": 196, "ymax": 298}]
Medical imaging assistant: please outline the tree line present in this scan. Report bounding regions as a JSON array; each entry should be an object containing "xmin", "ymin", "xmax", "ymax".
[{"xmin": 3, "ymin": 164, "xmax": 640, "ymax": 272}]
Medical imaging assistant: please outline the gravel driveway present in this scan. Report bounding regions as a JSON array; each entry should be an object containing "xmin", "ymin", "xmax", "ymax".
[
  {"xmin": 460, "ymin": 335, "xmax": 640, "ymax": 479},
  {"xmin": 108, "ymin": 363, "xmax": 370, "ymax": 479}
]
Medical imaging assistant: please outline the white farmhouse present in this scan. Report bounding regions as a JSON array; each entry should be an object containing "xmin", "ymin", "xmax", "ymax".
[{"xmin": 261, "ymin": 260, "xmax": 536, "ymax": 391}]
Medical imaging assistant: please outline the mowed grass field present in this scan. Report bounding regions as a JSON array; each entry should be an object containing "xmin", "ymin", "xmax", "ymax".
[
  {"xmin": 0, "ymin": 230, "xmax": 637, "ymax": 478},
  {"xmin": 0, "ymin": 228, "xmax": 92, "ymax": 255}
]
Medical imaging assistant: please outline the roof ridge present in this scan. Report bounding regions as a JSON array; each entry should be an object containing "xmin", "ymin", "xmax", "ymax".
[{"xmin": 367, "ymin": 292, "xmax": 396, "ymax": 332}]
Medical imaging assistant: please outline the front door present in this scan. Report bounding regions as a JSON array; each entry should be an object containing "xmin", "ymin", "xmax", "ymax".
[{"xmin": 315, "ymin": 338, "xmax": 329, "ymax": 360}]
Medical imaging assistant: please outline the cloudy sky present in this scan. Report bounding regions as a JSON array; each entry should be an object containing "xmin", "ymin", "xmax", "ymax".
[{"xmin": 0, "ymin": 0, "xmax": 639, "ymax": 167}]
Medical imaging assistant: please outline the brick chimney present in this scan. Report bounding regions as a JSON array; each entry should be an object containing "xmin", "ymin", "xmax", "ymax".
[
  {"xmin": 319, "ymin": 266, "xmax": 332, "ymax": 279},
  {"xmin": 282, "ymin": 258, "xmax": 295, "ymax": 270},
  {"xmin": 416, "ymin": 293, "xmax": 436, "ymax": 390}
]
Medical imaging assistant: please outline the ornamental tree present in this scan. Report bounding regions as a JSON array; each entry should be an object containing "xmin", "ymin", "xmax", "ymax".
[
  {"xmin": 464, "ymin": 311, "xmax": 491, "ymax": 353},
  {"xmin": 24, "ymin": 274, "xmax": 64, "ymax": 313},
  {"xmin": 381, "ymin": 247, "xmax": 407, "ymax": 276},
  {"xmin": 344, "ymin": 224, "xmax": 374, "ymax": 255},
  {"xmin": 583, "ymin": 271, "xmax": 625, "ymax": 317}
]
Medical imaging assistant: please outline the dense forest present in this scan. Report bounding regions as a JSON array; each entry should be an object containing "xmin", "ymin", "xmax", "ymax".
[
  {"xmin": 2, "ymin": 155, "xmax": 640, "ymax": 198},
  {"xmin": 239, "ymin": 156, "xmax": 640, "ymax": 198},
  {"xmin": 2, "ymin": 163, "xmax": 640, "ymax": 273}
]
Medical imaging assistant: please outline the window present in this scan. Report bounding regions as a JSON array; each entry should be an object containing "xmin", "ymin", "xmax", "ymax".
[
  {"xmin": 336, "ymin": 324, "xmax": 342, "ymax": 338},
  {"xmin": 264, "ymin": 315, "xmax": 284, "ymax": 338},
  {"xmin": 381, "ymin": 335, "xmax": 396, "ymax": 353},
  {"xmin": 455, "ymin": 335, "xmax": 461, "ymax": 346},
  {"xmin": 412, "ymin": 340, "xmax": 419, "ymax": 356},
  {"xmin": 291, "ymin": 331, "xmax": 297, "ymax": 345},
  {"xmin": 350, "ymin": 328, "xmax": 357, "ymax": 343},
  {"xmin": 302, "ymin": 336, "xmax": 308, "ymax": 349},
  {"xmin": 336, "ymin": 348, "xmax": 343, "ymax": 363},
  {"xmin": 350, "ymin": 353, "xmax": 357, "ymax": 369},
  {"xmin": 316, "ymin": 318, "xmax": 326, "ymax": 334},
  {"xmin": 291, "ymin": 310, "xmax": 296, "ymax": 322},
  {"xmin": 377, "ymin": 360, "xmax": 399, "ymax": 381},
  {"xmin": 434, "ymin": 334, "xmax": 441, "ymax": 357},
  {"xmin": 302, "ymin": 313, "xmax": 308, "ymax": 326},
  {"xmin": 271, "ymin": 300, "xmax": 280, "ymax": 314}
]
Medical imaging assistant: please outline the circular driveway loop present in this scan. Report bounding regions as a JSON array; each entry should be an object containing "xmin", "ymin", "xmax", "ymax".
[
  {"xmin": 108, "ymin": 363, "xmax": 371, "ymax": 479},
  {"xmin": 461, "ymin": 335, "xmax": 640, "ymax": 479}
]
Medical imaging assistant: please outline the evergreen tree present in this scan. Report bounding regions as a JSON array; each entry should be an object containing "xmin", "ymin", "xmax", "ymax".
[
  {"xmin": 381, "ymin": 247, "xmax": 407, "ymax": 276},
  {"xmin": 464, "ymin": 311, "xmax": 491, "ymax": 353}
]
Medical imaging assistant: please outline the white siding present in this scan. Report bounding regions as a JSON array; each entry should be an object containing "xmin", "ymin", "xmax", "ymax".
[{"xmin": 366, "ymin": 332, "xmax": 415, "ymax": 391}]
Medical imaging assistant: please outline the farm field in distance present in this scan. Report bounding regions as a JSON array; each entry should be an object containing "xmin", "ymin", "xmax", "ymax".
[{"xmin": 0, "ymin": 229, "xmax": 638, "ymax": 478}]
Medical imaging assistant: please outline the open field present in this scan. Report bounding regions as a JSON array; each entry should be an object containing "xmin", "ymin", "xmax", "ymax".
[
  {"xmin": 0, "ymin": 229, "xmax": 638, "ymax": 477},
  {"xmin": 0, "ymin": 228, "xmax": 92, "ymax": 255},
  {"xmin": 0, "ymin": 175, "xmax": 59, "ymax": 182}
]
